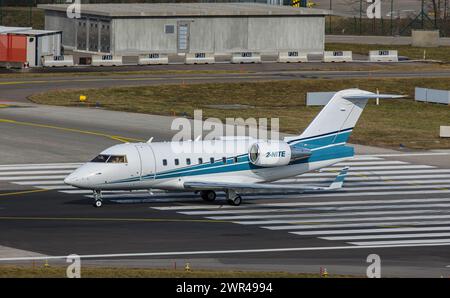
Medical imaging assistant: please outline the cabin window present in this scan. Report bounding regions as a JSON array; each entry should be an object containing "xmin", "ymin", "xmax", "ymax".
[
  {"xmin": 91, "ymin": 154, "xmax": 109, "ymax": 163},
  {"xmin": 210, "ymin": 157, "xmax": 214, "ymax": 164},
  {"xmin": 186, "ymin": 158, "xmax": 191, "ymax": 165},
  {"xmin": 175, "ymin": 159, "xmax": 179, "ymax": 166},
  {"xmin": 198, "ymin": 158, "xmax": 203, "ymax": 164},
  {"xmin": 162, "ymin": 159, "xmax": 167, "ymax": 166},
  {"xmin": 107, "ymin": 155, "xmax": 127, "ymax": 163},
  {"xmin": 222, "ymin": 157, "xmax": 227, "ymax": 164}
]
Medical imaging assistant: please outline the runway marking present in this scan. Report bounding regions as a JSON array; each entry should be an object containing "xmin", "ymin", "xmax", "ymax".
[
  {"xmin": 0, "ymin": 170, "xmax": 73, "ymax": 176},
  {"xmin": 321, "ymin": 232, "xmax": 450, "ymax": 241},
  {"xmin": 349, "ymin": 239, "xmax": 450, "ymax": 246},
  {"xmin": 0, "ymin": 118, "xmax": 142, "ymax": 143},
  {"xmin": 0, "ymin": 216, "xmax": 230, "ymax": 224},
  {"xmin": 0, "ymin": 189, "xmax": 49, "ymax": 197},
  {"xmin": 321, "ymin": 165, "xmax": 435, "ymax": 171},
  {"xmin": 233, "ymin": 214, "xmax": 450, "ymax": 225},
  {"xmin": 0, "ymin": 175, "xmax": 67, "ymax": 181},
  {"xmin": 266, "ymin": 220, "xmax": 450, "ymax": 230},
  {"xmin": 2, "ymin": 242, "xmax": 450, "ymax": 262},
  {"xmin": 206, "ymin": 209, "xmax": 450, "ymax": 221},
  {"xmin": 292, "ymin": 226, "xmax": 450, "ymax": 236}
]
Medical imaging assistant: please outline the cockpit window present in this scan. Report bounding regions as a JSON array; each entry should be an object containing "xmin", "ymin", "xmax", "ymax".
[
  {"xmin": 91, "ymin": 155, "xmax": 110, "ymax": 163},
  {"xmin": 90, "ymin": 155, "xmax": 127, "ymax": 163},
  {"xmin": 107, "ymin": 155, "xmax": 128, "ymax": 163}
]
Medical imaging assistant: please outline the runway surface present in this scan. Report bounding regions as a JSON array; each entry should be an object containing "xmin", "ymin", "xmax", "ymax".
[{"xmin": 1, "ymin": 153, "xmax": 450, "ymax": 277}]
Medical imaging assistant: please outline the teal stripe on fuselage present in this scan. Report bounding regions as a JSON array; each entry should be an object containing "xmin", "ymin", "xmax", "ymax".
[{"xmin": 109, "ymin": 130, "xmax": 354, "ymax": 184}]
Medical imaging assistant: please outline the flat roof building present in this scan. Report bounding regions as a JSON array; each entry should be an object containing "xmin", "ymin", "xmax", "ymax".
[{"xmin": 39, "ymin": 3, "xmax": 329, "ymax": 55}]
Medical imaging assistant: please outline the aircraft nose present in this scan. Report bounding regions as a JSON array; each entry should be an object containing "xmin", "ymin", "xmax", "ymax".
[{"xmin": 64, "ymin": 173, "xmax": 80, "ymax": 186}]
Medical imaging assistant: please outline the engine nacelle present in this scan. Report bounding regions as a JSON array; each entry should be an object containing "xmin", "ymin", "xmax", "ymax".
[{"xmin": 248, "ymin": 141, "xmax": 292, "ymax": 167}]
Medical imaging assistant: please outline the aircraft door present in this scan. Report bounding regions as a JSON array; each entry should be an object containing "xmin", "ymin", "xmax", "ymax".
[{"xmin": 135, "ymin": 144, "xmax": 156, "ymax": 181}]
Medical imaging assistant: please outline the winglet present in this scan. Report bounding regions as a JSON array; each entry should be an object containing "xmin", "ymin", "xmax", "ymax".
[{"xmin": 327, "ymin": 166, "xmax": 349, "ymax": 190}]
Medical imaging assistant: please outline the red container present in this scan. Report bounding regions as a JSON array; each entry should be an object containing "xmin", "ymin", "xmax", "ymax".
[{"xmin": 0, "ymin": 34, "xmax": 27, "ymax": 63}]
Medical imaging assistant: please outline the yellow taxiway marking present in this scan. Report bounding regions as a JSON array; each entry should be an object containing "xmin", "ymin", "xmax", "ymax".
[
  {"xmin": 0, "ymin": 189, "xmax": 49, "ymax": 197},
  {"xmin": 0, "ymin": 216, "xmax": 230, "ymax": 224},
  {"xmin": 0, "ymin": 118, "xmax": 143, "ymax": 143}
]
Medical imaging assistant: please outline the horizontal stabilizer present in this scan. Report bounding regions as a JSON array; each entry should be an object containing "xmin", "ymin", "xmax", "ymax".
[{"xmin": 343, "ymin": 94, "xmax": 405, "ymax": 100}]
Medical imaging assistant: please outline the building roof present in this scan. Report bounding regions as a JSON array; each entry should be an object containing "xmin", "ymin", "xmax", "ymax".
[
  {"xmin": 38, "ymin": 3, "xmax": 329, "ymax": 18},
  {"xmin": 0, "ymin": 26, "xmax": 60, "ymax": 36}
]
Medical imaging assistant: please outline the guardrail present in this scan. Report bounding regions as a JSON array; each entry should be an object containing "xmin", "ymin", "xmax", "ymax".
[
  {"xmin": 42, "ymin": 55, "xmax": 74, "ymax": 67},
  {"xmin": 415, "ymin": 87, "xmax": 450, "ymax": 104},
  {"xmin": 277, "ymin": 51, "xmax": 308, "ymax": 63},
  {"xmin": 323, "ymin": 51, "xmax": 352, "ymax": 62},
  {"xmin": 369, "ymin": 50, "xmax": 398, "ymax": 62},
  {"xmin": 91, "ymin": 55, "xmax": 123, "ymax": 66},
  {"xmin": 185, "ymin": 52, "xmax": 215, "ymax": 64},
  {"xmin": 231, "ymin": 52, "xmax": 261, "ymax": 64},
  {"xmin": 138, "ymin": 53, "xmax": 169, "ymax": 65}
]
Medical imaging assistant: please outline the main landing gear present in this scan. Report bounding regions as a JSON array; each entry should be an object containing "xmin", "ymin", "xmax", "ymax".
[
  {"xmin": 93, "ymin": 190, "xmax": 103, "ymax": 208},
  {"xmin": 199, "ymin": 190, "xmax": 242, "ymax": 206},
  {"xmin": 226, "ymin": 189, "xmax": 242, "ymax": 206},
  {"xmin": 200, "ymin": 190, "xmax": 216, "ymax": 202}
]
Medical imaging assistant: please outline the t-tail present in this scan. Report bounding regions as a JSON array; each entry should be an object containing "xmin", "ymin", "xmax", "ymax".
[{"xmin": 285, "ymin": 88, "xmax": 404, "ymax": 150}]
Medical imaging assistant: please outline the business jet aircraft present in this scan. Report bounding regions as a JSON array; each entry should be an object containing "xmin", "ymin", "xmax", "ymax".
[{"xmin": 64, "ymin": 88, "xmax": 402, "ymax": 207}]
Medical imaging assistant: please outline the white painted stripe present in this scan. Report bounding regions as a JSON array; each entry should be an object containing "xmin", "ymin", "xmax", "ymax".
[
  {"xmin": 281, "ymin": 179, "xmax": 450, "ymax": 186},
  {"xmin": 283, "ymin": 174, "xmax": 450, "ymax": 182},
  {"xmin": 349, "ymin": 238, "xmax": 450, "ymax": 246},
  {"xmin": 322, "ymin": 165, "xmax": 434, "ymax": 171},
  {"xmin": 234, "ymin": 214, "xmax": 450, "ymax": 225},
  {"xmin": 35, "ymin": 185, "xmax": 76, "ymax": 190},
  {"xmin": 0, "ymin": 165, "xmax": 79, "ymax": 171},
  {"xmin": 264, "ymin": 220, "xmax": 450, "ymax": 230},
  {"xmin": 153, "ymin": 198, "xmax": 450, "ymax": 210},
  {"xmin": 179, "ymin": 203, "xmax": 450, "ymax": 216},
  {"xmin": 370, "ymin": 153, "xmax": 450, "ymax": 157},
  {"xmin": 206, "ymin": 210, "xmax": 450, "ymax": 221},
  {"xmin": 334, "ymin": 161, "xmax": 407, "ymax": 166},
  {"xmin": 321, "ymin": 232, "xmax": 450, "ymax": 241},
  {"xmin": 350, "ymin": 156, "xmax": 383, "ymax": 160},
  {"xmin": 3, "ymin": 242, "xmax": 450, "ymax": 262},
  {"xmin": 295, "ymin": 190, "xmax": 450, "ymax": 198},
  {"xmin": 0, "ymin": 163, "xmax": 82, "ymax": 168},
  {"xmin": 299, "ymin": 169, "xmax": 450, "ymax": 177},
  {"xmin": 0, "ymin": 170, "xmax": 72, "ymax": 176},
  {"xmin": 60, "ymin": 190, "xmax": 92, "ymax": 194},
  {"xmin": 291, "ymin": 226, "xmax": 450, "ymax": 236},
  {"xmin": 0, "ymin": 175, "xmax": 68, "ymax": 181},
  {"xmin": 264, "ymin": 184, "xmax": 450, "ymax": 192},
  {"xmin": 14, "ymin": 180, "xmax": 65, "ymax": 185}
]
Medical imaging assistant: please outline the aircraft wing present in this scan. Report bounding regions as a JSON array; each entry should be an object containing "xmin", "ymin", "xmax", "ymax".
[{"xmin": 184, "ymin": 167, "xmax": 349, "ymax": 193}]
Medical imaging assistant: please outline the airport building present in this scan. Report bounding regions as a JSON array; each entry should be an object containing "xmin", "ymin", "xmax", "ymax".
[{"xmin": 38, "ymin": 3, "xmax": 329, "ymax": 55}]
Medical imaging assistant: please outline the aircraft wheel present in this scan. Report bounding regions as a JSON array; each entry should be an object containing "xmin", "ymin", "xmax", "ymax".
[
  {"xmin": 200, "ymin": 190, "xmax": 216, "ymax": 202},
  {"xmin": 93, "ymin": 199, "xmax": 103, "ymax": 208},
  {"xmin": 228, "ymin": 195, "xmax": 242, "ymax": 206}
]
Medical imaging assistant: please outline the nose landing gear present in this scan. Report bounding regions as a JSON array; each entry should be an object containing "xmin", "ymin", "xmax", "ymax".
[{"xmin": 93, "ymin": 190, "xmax": 103, "ymax": 208}]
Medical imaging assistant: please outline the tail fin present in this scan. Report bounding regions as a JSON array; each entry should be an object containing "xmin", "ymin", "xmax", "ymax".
[
  {"xmin": 327, "ymin": 166, "xmax": 349, "ymax": 190},
  {"xmin": 285, "ymin": 88, "xmax": 403, "ymax": 145}
]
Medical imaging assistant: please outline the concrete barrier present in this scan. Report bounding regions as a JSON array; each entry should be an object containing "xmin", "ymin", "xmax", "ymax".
[
  {"xmin": 277, "ymin": 51, "xmax": 308, "ymax": 63},
  {"xmin": 185, "ymin": 52, "xmax": 215, "ymax": 64},
  {"xmin": 91, "ymin": 55, "xmax": 122, "ymax": 66},
  {"xmin": 42, "ymin": 55, "xmax": 74, "ymax": 67},
  {"xmin": 306, "ymin": 92, "xmax": 336, "ymax": 106},
  {"xmin": 440, "ymin": 126, "xmax": 450, "ymax": 138},
  {"xmin": 231, "ymin": 52, "xmax": 261, "ymax": 64},
  {"xmin": 415, "ymin": 87, "xmax": 450, "ymax": 104},
  {"xmin": 369, "ymin": 50, "xmax": 398, "ymax": 62},
  {"xmin": 138, "ymin": 53, "xmax": 169, "ymax": 65},
  {"xmin": 323, "ymin": 51, "xmax": 352, "ymax": 62}
]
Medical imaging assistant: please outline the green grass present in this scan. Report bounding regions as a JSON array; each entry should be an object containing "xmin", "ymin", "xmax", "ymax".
[
  {"xmin": 0, "ymin": 265, "xmax": 350, "ymax": 278},
  {"xmin": 0, "ymin": 7, "xmax": 44, "ymax": 29},
  {"xmin": 326, "ymin": 43, "xmax": 450, "ymax": 63},
  {"xmin": 29, "ymin": 78, "xmax": 450, "ymax": 150}
]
